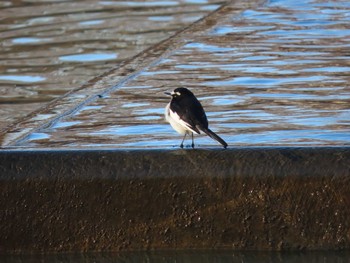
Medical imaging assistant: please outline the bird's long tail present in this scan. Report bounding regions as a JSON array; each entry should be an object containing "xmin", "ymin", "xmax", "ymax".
[{"xmin": 201, "ymin": 127, "xmax": 228, "ymax": 148}]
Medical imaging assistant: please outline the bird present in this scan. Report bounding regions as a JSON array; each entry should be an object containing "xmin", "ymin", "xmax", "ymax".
[{"xmin": 165, "ymin": 87, "xmax": 227, "ymax": 149}]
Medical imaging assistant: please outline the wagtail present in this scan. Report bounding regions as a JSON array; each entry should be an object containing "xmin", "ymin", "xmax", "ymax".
[{"xmin": 165, "ymin": 87, "xmax": 228, "ymax": 148}]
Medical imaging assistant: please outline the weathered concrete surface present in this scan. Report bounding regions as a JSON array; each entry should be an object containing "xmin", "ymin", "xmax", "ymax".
[{"xmin": 1, "ymin": 148, "xmax": 350, "ymax": 253}]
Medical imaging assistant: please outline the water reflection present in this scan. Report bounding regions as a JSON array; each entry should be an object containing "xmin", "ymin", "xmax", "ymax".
[
  {"xmin": 79, "ymin": 20, "xmax": 104, "ymax": 26},
  {"xmin": 59, "ymin": 53, "xmax": 118, "ymax": 62},
  {"xmin": 0, "ymin": 75, "xmax": 46, "ymax": 83},
  {"xmin": 0, "ymin": 0, "xmax": 222, "ymax": 128},
  {"xmin": 12, "ymin": 37, "xmax": 51, "ymax": 44},
  {"xmin": 3, "ymin": 0, "xmax": 350, "ymax": 148}
]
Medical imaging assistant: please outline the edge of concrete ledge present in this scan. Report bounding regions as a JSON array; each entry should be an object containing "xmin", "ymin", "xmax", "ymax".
[{"xmin": 1, "ymin": 147, "xmax": 350, "ymax": 178}]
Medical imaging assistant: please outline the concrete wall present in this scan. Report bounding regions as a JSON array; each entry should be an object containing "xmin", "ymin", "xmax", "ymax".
[{"xmin": 1, "ymin": 148, "xmax": 350, "ymax": 253}]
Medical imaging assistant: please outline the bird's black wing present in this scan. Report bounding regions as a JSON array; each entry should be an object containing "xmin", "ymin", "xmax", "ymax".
[{"xmin": 170, "ymin": 95, "xmax": 208, "ymax": 134}]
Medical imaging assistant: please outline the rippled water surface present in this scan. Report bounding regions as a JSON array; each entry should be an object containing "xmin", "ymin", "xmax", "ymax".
[
  {"xmin": 0, "ymin": 0, "xmax": 222, "ymax": 128},
  {"xmin": 3, "ymin": 0, "xmax": 350, "ymax": 148}
]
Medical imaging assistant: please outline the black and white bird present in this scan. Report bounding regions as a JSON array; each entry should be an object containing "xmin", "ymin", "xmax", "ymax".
[{"xmin": 165, "ymin": 87, "xmax": 227, "ymax": 148}]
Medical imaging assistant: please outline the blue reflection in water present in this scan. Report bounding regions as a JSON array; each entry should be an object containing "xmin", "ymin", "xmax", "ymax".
[
  {"xmin": 59, "ymin": 53, "xmax": 117, "ymax": 62},
  {"xmin": 0, "ymin": 75, "xmax": 45, "ymax": 83},
  {"xmin": 211, "ymin": 25, "xmax": 274, "ymax": 35},
  {"xmin": 204, "ymin": 76, "xmax": 329, "ymax": 86},
  {"xmin": 232, "ymin": 130, "xmax": 350, "ymax": 145},
  {"xmin": 51, "ymin": 121, "xmax": 81, "ymax": 129},
  {"xmin": 200, "ymin": 4, "xmax": 220, "ymax": 11},
  {"xmin": 100, "ymin": 1, "xmax": 178, "ymax": 6},
  {"xmin": 184, "ymin": 0, "xmax": 208, "ymax": 3},
  {"xmin": 302, "ymin": 67, "xmax": 350, "ymax": 72},
  {"xmin": 184, "ymin": 42, "xmax": 236, "ymax": 52},
  {"xmin": 12, "ymin": 37, "xmax": 50, "ymax": 44},
  {"xmin": 93, "ymin": 124, "xmax": 169, "ymax": 136},
  {"xmin": 148, "ymin": 16, "xmax": 173, "ymax": 22},
  {"xmin": 140, "ymin": 70, "xmax": 179, "ymax": 76},
  {"xmin": 79, "ymin": 20, "xmax": 104, "ymax": 25},
  {"xmin": 26, "ymin": 133, "xmax": 50, "ymax": 141},
  {"xmin": 122, "ymin": 102, "xmax": 150, "ymax": 108}
]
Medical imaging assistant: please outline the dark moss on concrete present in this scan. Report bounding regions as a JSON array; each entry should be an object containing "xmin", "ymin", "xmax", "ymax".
[{"xmin": 0, "ymin": 148, "xmax": 350, "ymax": 253}]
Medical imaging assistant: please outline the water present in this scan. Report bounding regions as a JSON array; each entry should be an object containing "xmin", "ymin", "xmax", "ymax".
[
  {"xmin": 0, "ymin": 0, "xmax": 222, "ymax": 129},
  {"xmin": 7, "ymin": 0, "xmax": 349, "ymax": 148}
]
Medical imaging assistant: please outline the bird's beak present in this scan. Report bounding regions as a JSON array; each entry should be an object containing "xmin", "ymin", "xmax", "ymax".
[{"xmin": 164, "ymin": 91, "xmax": 172, "ymax": 96}]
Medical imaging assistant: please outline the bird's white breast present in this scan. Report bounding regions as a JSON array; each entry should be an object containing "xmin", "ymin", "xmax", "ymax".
[{"xmin": 165, "ymin": 103, "xmax": 198, "ymax": 135}]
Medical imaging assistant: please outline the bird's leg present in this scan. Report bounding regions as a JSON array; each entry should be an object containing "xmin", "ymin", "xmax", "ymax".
[
  {"xmin": 180, "ymin": 133, "xmax": 187, "ymax": 148},
  {"xmin": 191, "ymin": 133, "xmax": 194, "ymax": 148}
]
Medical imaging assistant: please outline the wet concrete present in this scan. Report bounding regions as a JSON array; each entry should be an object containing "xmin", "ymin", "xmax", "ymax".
[{"xmin": 1, "ymin": 148, "xmax": 350, "ymax": 253}]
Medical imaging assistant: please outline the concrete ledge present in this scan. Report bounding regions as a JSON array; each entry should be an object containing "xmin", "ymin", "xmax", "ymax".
[{"xmin": 1, "ymin": 147, "xmax": 350, "ymax": 253}]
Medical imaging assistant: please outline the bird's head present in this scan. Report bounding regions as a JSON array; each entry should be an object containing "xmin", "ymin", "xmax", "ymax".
[{"xmin": 164, "ymin": 87, "xmax": 194, "ymax": 99}]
